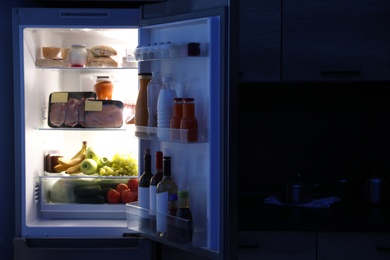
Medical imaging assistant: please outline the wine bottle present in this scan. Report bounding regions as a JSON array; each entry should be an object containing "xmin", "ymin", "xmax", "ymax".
[
  {"xmin": 138, "ymin": 149, "xmax": 153, "ymax": 230},
  {"xmin": 149, "ymin": 151, "xmax": 163, "ymax": 233},
  {"xmin": 156, "ymin": 156, "xmax": 178, "ymax": 237},
  {"xmin": 167, "ymin": 193, "xmax": 178, "ymax": 241},
  {"xmin": 175, "ymin": 190, "xmax": 193, "ymax": 244}
]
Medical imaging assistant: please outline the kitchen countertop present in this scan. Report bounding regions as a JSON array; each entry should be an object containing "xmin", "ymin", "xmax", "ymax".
[{"xmin": 238, "ymin": 193, "xmax": 390, "ymax": 232}]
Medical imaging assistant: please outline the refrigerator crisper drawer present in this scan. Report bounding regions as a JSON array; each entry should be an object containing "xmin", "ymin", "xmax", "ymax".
[
  {"xmin": 39, "ymin": 175, "xmax": 138, "ymax": 219},
  {"xmin": 126, "ymin": 202, "xmax": 206, "ymax": 248}
]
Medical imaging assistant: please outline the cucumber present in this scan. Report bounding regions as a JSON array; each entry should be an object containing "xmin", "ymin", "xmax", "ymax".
[
  {"xmin": 77, "ymin": 195, "xmax": 105, "ymax": 204},
  {"xmin": 73, "ymin": 184, "xmax": 102, "ymax": 197}
]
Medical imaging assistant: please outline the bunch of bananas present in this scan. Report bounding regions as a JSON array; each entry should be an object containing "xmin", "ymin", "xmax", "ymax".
[{"xmin": 54, "ymin": 141, "xmax": 87, "ymax": 174}]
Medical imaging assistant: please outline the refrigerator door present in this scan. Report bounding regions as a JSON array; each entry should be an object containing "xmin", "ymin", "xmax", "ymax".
[{"xmin": 124, "ymin": 0, "xmax": 235, "ymax": 259}]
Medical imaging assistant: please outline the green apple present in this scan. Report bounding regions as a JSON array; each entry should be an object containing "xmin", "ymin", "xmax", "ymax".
[
  {"xmin": 85, "ymin": 147, "xmax": 99, "ymax": 161},
  {"xmin": 80, "ymin": 159, "xmax": 98, "ymax": 175},
  {"xmin": 97, "ymin": 157, "xmax": 112, "ymax": 168}
]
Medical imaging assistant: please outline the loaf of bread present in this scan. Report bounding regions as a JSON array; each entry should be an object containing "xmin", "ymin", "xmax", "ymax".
[
  {"xmin": 87, "ymin": 49, "xmax": 118, "ymax": 67},
  {"xmin": 91, "ymin": 45, "xmax": 117, "ymax": 57}
]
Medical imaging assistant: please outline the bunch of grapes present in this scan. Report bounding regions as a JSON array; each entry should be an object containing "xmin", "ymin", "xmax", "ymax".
[{"xmin": 98, "ymin": 153, "xmax": 138, "ymax": 176}]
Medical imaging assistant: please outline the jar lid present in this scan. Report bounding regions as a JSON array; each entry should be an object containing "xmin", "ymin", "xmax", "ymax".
[
  {"xmin": 95, "ymin": 76, "xmax": 112, "ymax": 83},
  {"xmin": 71, "ymin": 44, "xmax": 86, "ymax": 48}
]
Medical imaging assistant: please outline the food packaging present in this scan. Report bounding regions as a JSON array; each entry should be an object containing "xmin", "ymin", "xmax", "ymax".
[
  {"xmin": 84, "ymin": 100, "xmax": 124, "ymax": 128},
  {"xmin": 48, "ymin": 92, "xmax": 97, "ymax": 128}
]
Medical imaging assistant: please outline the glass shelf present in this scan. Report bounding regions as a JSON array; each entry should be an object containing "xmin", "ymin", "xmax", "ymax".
[{"xmin": 134, "ymin": 126, "xmax": 207, "ymax": 143}]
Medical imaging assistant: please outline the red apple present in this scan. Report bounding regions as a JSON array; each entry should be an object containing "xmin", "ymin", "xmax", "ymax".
[
  {"xmin": 127, "ymin": 178, "xmax": 139, "ymax": 192},
  {"xmin": 121, "ymin": 189, "xmax": 138, "ymax": 203}
]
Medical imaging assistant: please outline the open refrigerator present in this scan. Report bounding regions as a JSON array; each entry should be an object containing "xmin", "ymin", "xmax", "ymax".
[{"xmin": 12, "ymin": 1, "xmax": 237, "ymax": 259}]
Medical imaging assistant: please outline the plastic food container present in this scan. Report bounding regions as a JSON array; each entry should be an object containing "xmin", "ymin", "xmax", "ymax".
[
  {"xmin": 48, "ymin": 92, "xmax": 97, "ymax": 128},
  {"xmin": 84, "ymin": 100, "xmax": 124, "ymax": 128}
]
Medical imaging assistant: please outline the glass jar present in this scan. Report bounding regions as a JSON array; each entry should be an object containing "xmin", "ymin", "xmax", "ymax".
[
  {"xmin": 94, "ymin": 76, "xmax": 114, "ymax": 100},
  {"xmin": 68, "ymin": 44, "xmax": 88, "ymax": 67}
]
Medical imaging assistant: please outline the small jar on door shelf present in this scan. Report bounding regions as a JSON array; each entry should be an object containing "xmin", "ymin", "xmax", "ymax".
[{"xmin": 180, "ymin": 98, "xmax": 198, "ymax": 142}]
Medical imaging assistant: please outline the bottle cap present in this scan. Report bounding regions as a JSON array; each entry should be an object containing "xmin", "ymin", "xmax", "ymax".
[{"xmin": 178, "ymin": 190, "xmax": 189, "ymax": 198}]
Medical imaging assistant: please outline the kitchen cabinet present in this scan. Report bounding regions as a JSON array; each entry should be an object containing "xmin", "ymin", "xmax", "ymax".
[
  {"xmin": 238, "ymin": 231, "xmax": 317, "ymax": 260},
  {"xmin": 282, "ymin": 0, "xmax": 390, "ymax": 81},
  {"xmin": 238, "ymin": 0, "xmax": 281, "ymax": 82},
  {"xmin": 317, "ymin": 232, "xmax": 390, "ymax": 260}
]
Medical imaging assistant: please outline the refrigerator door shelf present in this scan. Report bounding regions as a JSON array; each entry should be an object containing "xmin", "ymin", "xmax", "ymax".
[
  {"xmin": 39, "ymin": 175, "xmax": 137, "ymax": 219},
  {"xmin": 126, "ymin": 202, "xmax": 207, "ymax": 249}
]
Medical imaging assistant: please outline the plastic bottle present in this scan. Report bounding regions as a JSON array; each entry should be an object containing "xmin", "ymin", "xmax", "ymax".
[
  {"xmin": 147, "ymin": 72, "xmax": 162, "ymax": 127},
  {"xmin": 138, "ymin": 149, "xmax": 153, "ymax": 230},
  {"xmin": 149, "ymin": 151, "xmax": 164, "ymax": 233},
  {"xmin": 134, "ymin": 72, "xmax": 152, "ymax": 127},
  {"xmin": 156, "ymin": 156, "xmax": 178, "ymax": 237},
  {"xmin": 157, "ymin": 76, "xmax": 177, "ymax": 128}
]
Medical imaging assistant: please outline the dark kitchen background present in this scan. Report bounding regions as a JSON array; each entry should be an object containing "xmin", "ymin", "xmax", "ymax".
[{"xmin": 2, "ymin": 0, "xmax": 390, "ymax": 259}]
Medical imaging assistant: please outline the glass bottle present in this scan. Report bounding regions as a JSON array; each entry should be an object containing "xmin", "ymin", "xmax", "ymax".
[
  {"xmin": 167, "ymin": 193, "xmax": 178, "ymax": 241},
  {"xmin": 156, "ymin": 156, "xmax": 178, "ymax": 237},
  {"xmin": 134, "ymin": 72, "xmax": 152, "ymax": 127},
  {"xmin": 175, "ymin": 190, "xmax": 193, "ymax": 244},
  {"xmin": 68, "ymin": 44, "xmax": 87, "ymax": 67},
  {"xmin": 180, "ymin": 98, "xmax": 198, "ymax": 142},
  {"xmin": 149, "ymin": 151, "xmax": 163, "ymax": 233},
  {"xmin": 94, "ymin": 76, "xmax": 114, "ymax": 100},
  {"xmin": 170, "ymin": 97, "xmax": 183, "ymax": 141},
  {"xmin": 138, "ymin": 149, "xmax": 153, "ymax": 230},
  {"xmin": 147, "ymin": 71, "xmax": 162, "ymax": 127}
]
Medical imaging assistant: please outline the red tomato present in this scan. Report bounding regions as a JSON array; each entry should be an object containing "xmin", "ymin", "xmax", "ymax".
[
  {"xmin": 107, "ymin": 188, "xmax": 121, "ymax": 203},
  {"xmin": 121, "ymin": 189, "xmax": 138, "ymax": 203},
  {"xmin": 115, "ymin": 183, "xmax": 129, "ymax": 194},
  {"xmin": 127, "ymin": 178, "xmax": 139, "ymax": 192}
]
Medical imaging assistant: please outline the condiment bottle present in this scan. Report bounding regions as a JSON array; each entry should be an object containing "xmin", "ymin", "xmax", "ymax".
[
  {"xmin": 170, "ymin": 97, "xmax": 184, "ymax": 141},
  {"xmin": 175, "ymin": 190, "xmax": 193, "ymax": 244},
  {"xmin": 68, "ymin": 44, "xmax": 87, "ymax": 67},
  {"xmin": 147, "ymin": 71, "xmax": 162, "ymax": 127},
  {"xmin": 94, "ymin": 76, "xmax": 114, "ymax": 100},
  {"xmin": 180, "ymin": 98, "xmax": 198, "ymax": 142},
  {"xmin": 135, "ymin": 72, "xmax": 152, "ymax": 126}
]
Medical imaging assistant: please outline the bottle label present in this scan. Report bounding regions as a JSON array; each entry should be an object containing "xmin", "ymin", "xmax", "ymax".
[
  {"xmin": 156, "ymin": 191, "xmax": 169, "ymax": 233},
  {"xmin": 149, "ymin": 186, "xmax": 157, "ymax": 215},
  {"xmin": 138, "ymin": 187, "xmax": 150, "ymax": 209}
]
